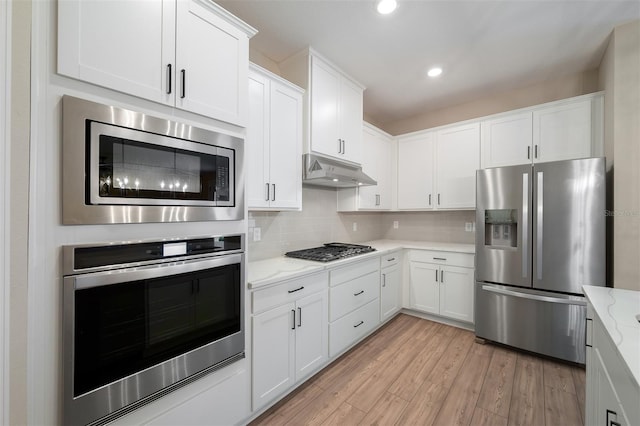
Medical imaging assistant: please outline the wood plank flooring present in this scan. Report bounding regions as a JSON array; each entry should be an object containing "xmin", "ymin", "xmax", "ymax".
[{"xmin": 250, "ymin": 314, "xmax": 585, "ymax": 426}]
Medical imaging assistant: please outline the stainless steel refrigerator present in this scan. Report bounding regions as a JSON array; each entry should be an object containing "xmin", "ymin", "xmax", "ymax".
[{"xmin": 475, "ymin": 157, "xmax": 605, "ymax": 364}]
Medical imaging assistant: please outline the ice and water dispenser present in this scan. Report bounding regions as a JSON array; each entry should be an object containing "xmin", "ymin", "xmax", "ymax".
[{"xmin": 484, "ymin": 209, "xmax": 518, "ymax": 248}]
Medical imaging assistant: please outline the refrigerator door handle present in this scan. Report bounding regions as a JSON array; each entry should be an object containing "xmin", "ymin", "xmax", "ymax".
[
  {"xmin": 536, "ymin": 172, "xmax": 544, "ymax": 280},
  {"xmin": 522, "ymin": 173, "xmax": 529, "ymax": 278},
  {"xmin": 481, "ymin": 285, "xmax": 586, "ymax": 306}
]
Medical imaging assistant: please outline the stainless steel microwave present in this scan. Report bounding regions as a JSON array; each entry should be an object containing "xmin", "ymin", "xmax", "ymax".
[{"xmin": 62, "ymin": 96, "xmax": 244, "ymax": 224}]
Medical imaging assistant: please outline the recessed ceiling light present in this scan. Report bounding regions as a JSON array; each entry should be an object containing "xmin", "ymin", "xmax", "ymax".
[
  {"xmin": 427, "ymin": 67, "xmax": 443, "ymax": 78},
  {"xmin": 377, "ymin": 0, "xmax": 397, "ymax": 15}
]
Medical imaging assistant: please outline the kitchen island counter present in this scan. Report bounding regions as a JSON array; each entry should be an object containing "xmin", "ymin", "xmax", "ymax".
[{"xmin": 583, "ymin": 285, "xmax": 640, "ymax": 387}]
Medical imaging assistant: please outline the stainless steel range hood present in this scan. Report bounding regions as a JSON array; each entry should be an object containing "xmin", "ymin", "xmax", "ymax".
[{"xmin": 302, "ymin": 153, "xmax": 377, "ymax": 188}]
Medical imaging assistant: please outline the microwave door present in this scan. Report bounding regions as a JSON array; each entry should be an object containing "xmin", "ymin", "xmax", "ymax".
[
  {"xmin": 476, "ymin": 164, "xmax": 532, "ymax": 288},
  {"xmin": 531, "ymin": 158, "xmax": 606, "ymax": 294}
]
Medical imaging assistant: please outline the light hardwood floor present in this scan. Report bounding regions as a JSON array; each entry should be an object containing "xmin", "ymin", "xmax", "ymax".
[{"xmin": 250, "ymin": 313, "xmax": 585, "ymax": 426}]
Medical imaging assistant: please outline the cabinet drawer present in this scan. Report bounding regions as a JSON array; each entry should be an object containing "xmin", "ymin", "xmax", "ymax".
[
  {"xmin": 329, "ymin": 298, "xmax": 379, "ymax": 357},
  {"xmin": 407, "ymin": 250, "xmax": 474, "ymax": 268},
  {"xmin": 329, "ymin": 271, "xmax": 379, "ymax": 321},
  {"xmin": 380, "ymin": 251, "xmax": 400, "ymax": 267},
  {"xmin": 252, "ymin": 272, "xmax": 328, "ymax": 314},
  {"xmin": 330, "ymin": 258, "xmax": 379, "ymax": 287}
]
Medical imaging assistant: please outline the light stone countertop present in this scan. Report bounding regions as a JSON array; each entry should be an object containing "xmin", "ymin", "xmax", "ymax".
[
  {"xmin": 247, "ymin": 239, "xmax": 475, "ymax": 289},
  {"xmin": 583, "ymin": 285, "xmax": 640, "ymax": 387}
]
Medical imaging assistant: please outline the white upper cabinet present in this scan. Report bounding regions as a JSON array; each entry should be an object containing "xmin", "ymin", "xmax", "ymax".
[
  {"xmin": 58, "ymin": 0, "xmax": 256, "ymax": 126},
  {"xmin": 247, "ymin": 65, "xmax": 303, "ymax": 210},
  {"xmin": 397, "ymin": 122, "xmax": 479, "ymax": 210},
  {"xmin": 280, "ymin": 48, "xmax": 365, "ymax": 164},
  {"xmin": 481, "ymin": 93, "xmax": 603, "ymax": 168},
  {"xmin": 397, "ymin": 132, "xmax": 436, "ymax": 209},
  {"xmin": 435, "ymin": 123, "xmax": 480, "ymax": 209},
  {"xmin": 337, "ymin": 123, "xmax": 394, "ymax": 211},
  {"xmin": 481, "ymin": 112, "xmax": 533, "ymax": 167}
]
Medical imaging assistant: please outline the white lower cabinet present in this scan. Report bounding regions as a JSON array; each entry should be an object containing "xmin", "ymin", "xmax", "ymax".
[
  {"xmin": 251, "ymin": 272, "xmax": 328, "ymax": 410},
  {"xmin": 380, "ymin": 252, "xmax": 401, "ymax": 322},
  {"xmin": 408, "ymin": 250, "xmax": 474, "ymax": 324},
  {"xmin": 585, "ymin": 304, "xmax": 638, "ymax": 426},
  {"xmin": 328, "ymin": 258, "xmax": 381, "ymax": 357}
]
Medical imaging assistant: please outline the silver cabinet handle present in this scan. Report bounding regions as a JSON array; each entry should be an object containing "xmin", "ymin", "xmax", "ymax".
[
  {"xmin": 291, "ymin": 309, "xmax": 296, "ymax": 330},
  {"xmin": 585, "ymin": 318, "xmax": 592, "ymax": 348},
  {"xmin": 522, "ymin": 173, "xmax": 529, "ymax": 278},
  {"xmin": 354, "ymin": 320, "xmax": 364, "ymax": 328},
  {"xmin": 272, "ymin": 184, "xmax": 275, "ymax": 201},
  {"xmin": 527, "ymin": 146, "xmax": 530, "ymax": 160},
  {"xmin": 435, "ymin": 270, "xmax": 438, "ymax": 282},
  {"xmin": 298, "ymin": 307, "xmax": 302, "ymax": 327},
  {"xmin": 180, "ymin": 69, "xmax": 186, "ymax": 99},
  {"xmin": 337, "ymin": 139, "xmax": 342, "ymax": 154},
  {"xmin": 387, "ymin": 258, "xmax": 395, "ymax": 262},
  {"xmin": 265, "ymin": 183, "xmax": 270, "ymax": 201},
  {"xmin": 354, "ymin": 290, "xmax": 364, "ymax": 296},
  {"xmin": 287, "ymin": 286, "xmax": 304, "ymax": 294},
  {"xmin": 433, "ymin": 257, "xmax": 447, "ymax": 261},
  {"xmin": 438, "ymin": 193, "xmax": 441, "ymax": 205},
  {"xmin": 428, "ymin": 194, "xmax": 431, "ymax": 206},
  {"xmin": 481, "ymin": 285, "xmax": 586, "ymax": 305},
  {"xmin": 166, "ymin": 64, "xmax": 172, "ymax": 94},
  {"xmin": 534, "ymin": 144, "xmax": 539, "ymax": 159},
  {"xmin": 382, "ymin": 273, "xmax": 386, "ymax": 287},
  {"xmin": 440, "ymin": 270, "xmax": 444, "ymax": 283},
  {"xmin": 536, "ymin": 172, "xmax": 543, "ymax": 280}
]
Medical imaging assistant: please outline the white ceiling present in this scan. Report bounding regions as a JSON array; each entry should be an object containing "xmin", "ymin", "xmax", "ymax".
[{"xmin": 218, "ymin": 0, "xmax": 639, "ymax": 125}]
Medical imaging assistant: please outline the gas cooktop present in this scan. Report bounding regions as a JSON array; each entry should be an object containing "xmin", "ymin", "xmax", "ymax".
[{"xmin": 285, "ymin": 242, "xmax": 376, "ymax": 262}]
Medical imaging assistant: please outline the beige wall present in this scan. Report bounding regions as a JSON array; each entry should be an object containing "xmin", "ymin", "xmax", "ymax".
[
  {"xmin": 599, "ymin": 20, "xmax": 640, "ymax": 291},
  {"xmin": 381, "ymin": 211, "xmax": 475, "ymax": 244},
  {"xmin": 9, "ymin": 0, "xmax": 31, "ymax": 424},
  {"xmin": 381, "ymin": 69, "xmax": 600, "ymax": 135}
]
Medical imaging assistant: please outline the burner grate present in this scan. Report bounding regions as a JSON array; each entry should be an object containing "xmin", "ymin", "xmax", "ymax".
[{"xmin": 285, "ymin": 243, "xmax": 376, "ymax": 262}]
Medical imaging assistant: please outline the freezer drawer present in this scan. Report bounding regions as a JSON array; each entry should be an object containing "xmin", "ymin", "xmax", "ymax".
[{"xmin": 475, "ymin": 282, "xmax": 587, "ymax": 364}]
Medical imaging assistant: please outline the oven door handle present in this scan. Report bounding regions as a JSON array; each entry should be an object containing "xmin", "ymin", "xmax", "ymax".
[{"xmin": 71, "ymin": 253, "xmax": 244, "ymax": 290}]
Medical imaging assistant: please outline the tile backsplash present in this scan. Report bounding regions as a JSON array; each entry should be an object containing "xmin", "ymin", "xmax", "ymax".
[{"xmin": 247, "ymin": 186, "xmax": 476, "ymax": 261}]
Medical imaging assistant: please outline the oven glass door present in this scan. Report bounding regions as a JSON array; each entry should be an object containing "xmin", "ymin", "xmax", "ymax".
[
  {"xmin": 89, "ymin": 121, "xmax": 235, "ymax": 207},
  {"xmin": 72, "ymin": 261, "xmax": 241, "ymax": 397}
]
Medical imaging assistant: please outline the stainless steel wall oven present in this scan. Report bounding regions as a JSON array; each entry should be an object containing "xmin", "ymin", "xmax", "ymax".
[
  {"xmin": 62, "ymin": 234, "xmax": 245, "ymax": 425},
  {"xmin": 62, "ymin": 96, "xmax": 244, "ymax": 224}
]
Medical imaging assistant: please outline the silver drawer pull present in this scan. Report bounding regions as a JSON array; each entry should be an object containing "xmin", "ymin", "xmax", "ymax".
[
  {"xmin": 354, "ymin": 320, "xmax": 364, "ymax": 328},
  {"xmin": 354, "ymin": 290, "xmax": 364, "ymax": 296},
  {"xmin": 287, "ymin": 286, "xmax": 304, "ymax": 294},
  {"xmin": 433, "ymin": 257, "xmax": 447, "ymax": 261},
  {"xmin": 387, "ymin": 257, "xmax": 396, "ymax": 262}
]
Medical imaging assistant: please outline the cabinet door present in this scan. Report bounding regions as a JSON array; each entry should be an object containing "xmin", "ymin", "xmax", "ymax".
[
  {"xmin": 252, "ymin": 303, "xmax": 295, "ymax": 409},
  {"xmin": 481, "ymin": 112, "xmax": 533, "ymax": 168},
  {"xmin": 358, "ymin": 128, "xmax": 382, "ymax": 209},
  {"xmin": 408, "ymin": 262, "xmax": 439, "ymax": 314},
  {"xmin": 247, "ymin": 72, "xmax": 270, "ymax": 209},
  {"xmin": 397, "ymin": 134, "xmax": 435, "ymax": 209},
  {"xmin": 439, "ymin": 265, "xmax": 474, "ymax": 323},
  {"xmin": 435, "ymin": 123, "xmax": 480, "ymax": 209},
  {"xmin": 381, "ymin": 265, "xmax": 400, "ymax": 321},
  {"xmin": 310, "ymin": 57, "xmax": 341, "ymax": 158},
  {"xmin": 588, "ymin": 348, "xmax": 629, "ymax": 426},
  {"xmin": 532, "ymin": 98, "xmax": 592, "ymax": 163},
  {"xmin": 269, "ymin": 81, "xmax": 303, "ymax": 209},
  {"xmin": 294, "ymin": 291, "xmax": 328, "ymax": 381},
  {"xmin": 175, "ymin": 0, "xmax": 249, "ymax": 125},
  {"xmin": 339, "ymin": 77, "xmax": 363, "ymax": 164},
  {"xmin": 58, "ymin": 0, "xmax": 175, "ymax": 105}
]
